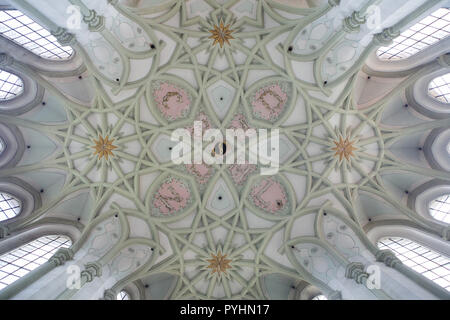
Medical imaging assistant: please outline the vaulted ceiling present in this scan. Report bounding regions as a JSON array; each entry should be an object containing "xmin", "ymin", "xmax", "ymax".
[{"xmin": 0, "ymin": 0, "xmax": 449, "ymax": 300}]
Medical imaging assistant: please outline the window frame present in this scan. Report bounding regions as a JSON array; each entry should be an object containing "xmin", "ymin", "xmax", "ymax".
[
  {"xmin": 117, "ymin": 290, "xmax": 131, "ymax": 300},
  {"xmin": 377, "ymin": 8, "xmax": 450, "ymax": 61},
  {"xmin": 0, "ymin": 192, "xmax": 21, "ymax": 222},
  {"xmin": 0, "ymin": 69, "xmax": 24, "ymax": 101},
  {"xmin": 428, "ymin": 73, "xmax": 450, "ymax": 104},
  {"xmin": 0, "ymin": 235, "xmax": 72, "ymax": 290},
  {"xmin": 429, "ymin": 194, "xmax": 450, "ymax": 224},
  {"xmin": 0, "ymin": 9, "xmax": 74, "ymax": 61},
  {"xmin": 377, "ymin": 236, "xmax": 450, "ymax": 291}
]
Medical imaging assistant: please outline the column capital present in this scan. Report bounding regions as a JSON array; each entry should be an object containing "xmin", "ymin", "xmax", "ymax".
[
  {"xmin": 343, "ymin": 11, "xmax": 367, "ymax": 33},
  {"xmin": 83, "ymin": 10, "xmax": 105, "ymax": 32},
  {"xmin": 373, "ymin": 27, "xmax": 400, "ymax": 46},
  {"xmin": 49, "ymin": 247, "xmax": 75, "ymax": 267},
  {"xmin": 345, "ymin": 262, "xmax": 369, "ymax": 284},
  {"xmin": 51, "ymin": 27, "xmax": 76, "ymax": 46},
  {"xmin": 376, "ymin": 249, "xmax": 402, "ymax": 268},
  {"xmin": 81, "ymin": 262, "xmax": 102, "ymax": 283}
]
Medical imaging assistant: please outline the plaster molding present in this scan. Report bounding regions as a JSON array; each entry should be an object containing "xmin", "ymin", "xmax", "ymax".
[
  {"xmin": 0, "ymin": 123, "xmax": 25, "ymax": 169},
  {"xmin": 49, "ymin": 247, "xmax": 75, "ymax": 267},
  {"xmin": 81, "ymin": 262, "xmax": 103, "ymax": 283},
  {"xmin": 375, "ymin": 249, "xmax": 403, "ymax": 268},
  {"xmin": 345, "ymin": 262, "xmax": 369, "ymax": 285}
]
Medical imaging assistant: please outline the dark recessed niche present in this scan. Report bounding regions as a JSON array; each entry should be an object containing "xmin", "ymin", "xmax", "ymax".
[
  {"xmin": 218, "ymin": 196, "xmax": 222, "ymax": 200},
  {"xmin": 150, "ymin": 44, "xmax": 155, "ymax": 49},
  {"xmin": 40, "ymin": 189, "xmax": 44, "ymax": 193},
  {"xmin": 78, "ymin": 75, "xmax": 83, "ymax": 80},
  {"xmin": 42, "ymin": 102, "xmax": 46, "ymax": 106}
]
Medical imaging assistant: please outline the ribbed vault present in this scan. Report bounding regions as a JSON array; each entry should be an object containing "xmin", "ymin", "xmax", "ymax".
[{"xmin": 0, "ymin": 0, "xmax": 449, "ymax": 300}]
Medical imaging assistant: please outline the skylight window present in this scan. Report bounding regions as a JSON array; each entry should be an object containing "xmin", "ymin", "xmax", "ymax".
[
  {"xmin": 0, "ymin": 10, "xmax": 73, "ymax": 60},
  {"xmin": 378, "ymin": 237, "xmax": 450, "ymax": 291},
  {"xmin": 429, "ymin": 194, "xmax": 450, "ymax": 224},
  {"xmin": 428, "ymin": 73, "xmax": 450, "ymax": 103},
  {"xmin": 117, "ymin": 291, "xmax": 130, "ymax": 300},
  {"xmin": 0, "ymin": 192, "xmax": 21, "ymax": 222},
  {"xmin": 0, "ymin": 235, "xmax": 72, "ymax": 290},
  {"xmin": 0, "ymin": 69, "xmax": 23, "ymax": 100},
  {"xmin": 312, "ymin": 295, "xmax": 327, "ymax": 300},
  {"xmin": 377, "ymin": 8, "xmax": 450, "ymax": 60}
]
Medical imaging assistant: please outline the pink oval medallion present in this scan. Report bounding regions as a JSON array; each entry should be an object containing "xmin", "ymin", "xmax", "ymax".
[
  {"xmin": 153, "ymin": 82, "xmax": 191, "ymax": 120},
  {"xmin": 153, "ymin": 178, "xmax": 191, "ymax": 215},
  {"xmin": 251, "ymin": 84, "xmax": 287, "ymax": 121}
]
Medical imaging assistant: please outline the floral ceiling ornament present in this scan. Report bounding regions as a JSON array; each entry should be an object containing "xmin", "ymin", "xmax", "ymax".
[
  {"xmin": 206, "ymin": 251, "xmax": 232, "ymax": 275},
  {"xmin": 92, "ymin": 135, "xmax": 118, "ymax": 161},
  {"xmin": 208, "ymin": 19, "xmax": 235, "ymax": 48},
  {"xmin": 332, "ymin": 136, "xmax": 358, "ymax": 162}
]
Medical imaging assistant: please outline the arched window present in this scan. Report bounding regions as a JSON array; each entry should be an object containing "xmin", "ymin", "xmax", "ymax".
[
  {"xmin": 0, "ymin": 10, "xmax": 73, "ymax": 60},
  {"xmin": 378, "ymin": 237, "xmax": 450, "ymax": 291},
  {"xmin": 0, "ymin": 192, "xmax": 21, "ymax": 222},
  {"xmin": 0, "ymin": 69, "xmax": 23, "ymax": 100},
  {"xmin": 428, "ymin": 73, "xmax": 450, "ymax": 103},
  {"xmin": 0, "ymin": 235, "xmax": 72, "ymax": 290},
  {"xmin": 117, "ymin": 290, "xmax": 130, "ymax": 300},
  {"xmin": 377, "ymin": 8, "xmax": 450, "ymax": 60},
  {"xmin": 312, "ymin": 294, "xmax": 327, "ymax": 300},
  {"xmin": 429, "ymin": 194, "xmax": 450, "ymax": 224}
]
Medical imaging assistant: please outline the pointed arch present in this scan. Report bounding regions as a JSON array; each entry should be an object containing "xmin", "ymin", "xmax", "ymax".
[{"xmin": 0, "ymin": 235, "xmax": 72, "ymax": 290}]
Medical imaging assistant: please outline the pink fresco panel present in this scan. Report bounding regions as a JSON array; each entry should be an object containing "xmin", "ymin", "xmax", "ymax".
[
  {"xmin": 153, "ymin": 178, "xmax": 191, "ymax": 214},
  {"xmin": 251, "ymin": 84, "xmax": 287, "ymax": 121},
  {"xmin": 250, "ymin": 178, "xmax": 287, "ymax": 213},
  {"xmin": 153, "ymin": 82, "xmax": 191, "ymax": 120}
]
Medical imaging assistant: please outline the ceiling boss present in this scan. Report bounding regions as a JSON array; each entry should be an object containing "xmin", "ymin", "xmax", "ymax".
[
  {"xmin": 208, "ymin": 19, "xmax": 235, "ymax": 48},
  {"xmin": 92, "ymin": 135, "xmax": 118, "ymax": 161},
  {"xmin": 206, "ymin": 251, "xmax": 232, "ymax": 276},
  {"xmin": 332, "ymin": 136, "xmax": 358, "ymax": 162}
]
